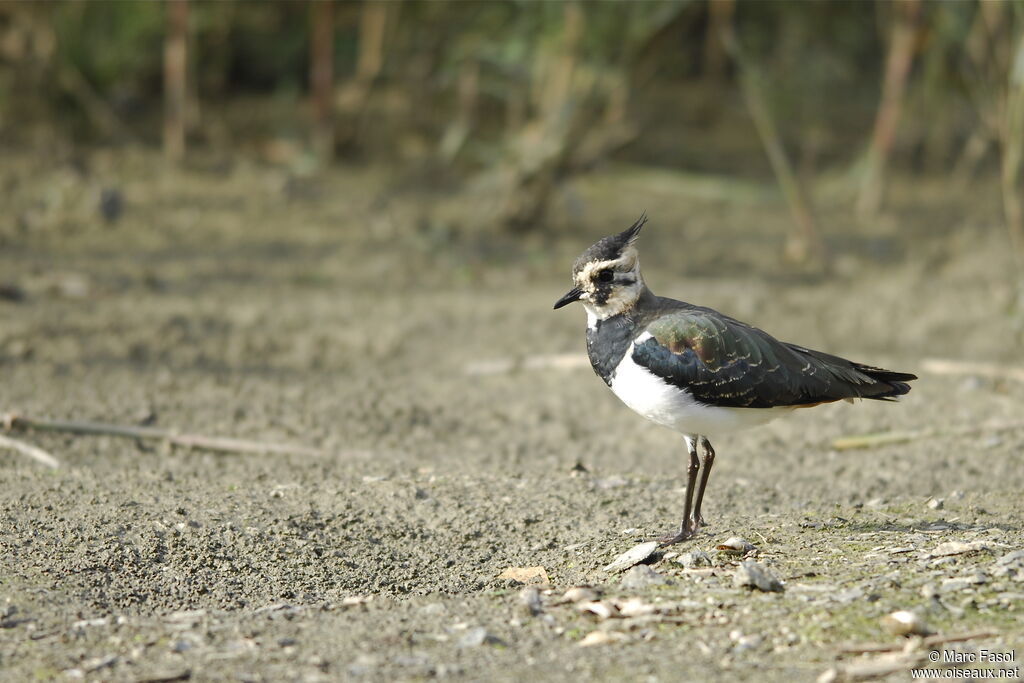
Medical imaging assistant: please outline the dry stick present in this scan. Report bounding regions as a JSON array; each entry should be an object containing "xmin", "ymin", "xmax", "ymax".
[
  {"xmin": 3, "ymin": 414, "xmax": 325, "ymax": 458},
  {"xmin": 0, "ymin": 433, "xmax": 60, "ymax": 469},
  {"xmin": 837, "ymin": 630, "xmax": 1001, "ymax": 656},
  {"xmin": 719, "ymin": 25, "xmax": 828, "ymax": 268},
  {"xmin": 832, "ymin": 420, "xmax": 1024, "ymax": 452}
]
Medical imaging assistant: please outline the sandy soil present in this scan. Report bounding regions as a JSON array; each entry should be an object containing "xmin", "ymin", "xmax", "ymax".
[{"xmin": 1, "ymin": 149, "xmax": 1022, "ymax": 681}]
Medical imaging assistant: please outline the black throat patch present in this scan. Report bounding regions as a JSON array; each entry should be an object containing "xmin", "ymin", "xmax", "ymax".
[{"xmin": 586, "ymin": 314, "xmax": 638, "ymax": 385}]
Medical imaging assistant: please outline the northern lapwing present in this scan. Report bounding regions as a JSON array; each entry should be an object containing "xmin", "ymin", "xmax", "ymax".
[{"xmin": 554, "ymin": 216, "xmax": 917, "ymax": 545}]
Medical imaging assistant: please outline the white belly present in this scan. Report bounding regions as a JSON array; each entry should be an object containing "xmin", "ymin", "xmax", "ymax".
[{"xmin": 609, "ymin": 342, "xmax": 789, "ymax": 437}]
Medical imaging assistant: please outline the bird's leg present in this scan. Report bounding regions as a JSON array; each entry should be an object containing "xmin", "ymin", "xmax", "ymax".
[
  {"xmin": 657, "ymin": 435, "xmax": 700, "ymax": 546},
  {"xmin": 691, "ymin": 436, "xmax": 716, "ymax": 531}
]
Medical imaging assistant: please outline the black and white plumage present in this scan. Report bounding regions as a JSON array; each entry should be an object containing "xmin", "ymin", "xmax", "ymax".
[{"xmin": 554, "ymin": 216, "xmax": 916, "ymax": 545}]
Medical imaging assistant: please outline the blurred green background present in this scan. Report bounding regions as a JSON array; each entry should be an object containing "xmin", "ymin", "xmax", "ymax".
[{"xmin": 1, "ymin": 0, "xmax": 1022, "ymax": 280}]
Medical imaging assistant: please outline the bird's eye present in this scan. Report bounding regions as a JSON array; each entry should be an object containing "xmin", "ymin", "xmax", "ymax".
[{"xmin": 597, "ymin": 270, "xmax": 614, "ymax": 283}]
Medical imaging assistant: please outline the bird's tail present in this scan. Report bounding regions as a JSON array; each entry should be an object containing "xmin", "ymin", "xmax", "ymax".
[{"xmin": 850, "ymin": 364, "xmax": 917, "ymax": 400}]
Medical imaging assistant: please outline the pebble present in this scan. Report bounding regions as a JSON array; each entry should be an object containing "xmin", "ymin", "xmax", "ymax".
[
  {"xmin": 616, "ymin": 598, "xmax": 657, "ymax": 618},
  {"xmin": 731, "ymin": 633, "xmax": 763, "ymax": 654},
  {"xmin": 676, "ymin": 550, "xmax": 713, "ymax": 569},
  {"xmin": 519, "ymin": 587, "xmax": 542, "ymax": 616},
  {"xmin": 717, "ymin": 537, "xmax": 756, "ymax": 555},
  {"xmin": 559, "ymin": 587, "xmax": 600, "ymax": 604},
  {"xmin": 881, "ymin": 610, "xmax": 930, "ymax": 636},
  {"xmin": 996, "ymin": 549, "xmax": 1024, "ymax": 566},
  {"xmin": 578, "ymin": 630, "xmax": 627, "ymax": 647},
  {"xmin": 619, "ymin": 565, "xmax": 669, "ymax": 590},
  {"xmin": 927, "ymin": 498, "xmax": 944, "ymax": 510},
  {"xmin": 941, "ymin": 572, "xmax": 987, "ymax": 593},
  {"xmin": 733, "ymin": 561, "xmax": 784, "ymax": 592},
  {"xmin": 457, "ymin": 627, "xmax": 504, "ymax": 648},
  {"xmin": 832, "ymin": 587, "xmax": 864, "ymax": 603},
  {"xmin": 931, "ymin": 540, "xmax": 988, "ymax": 557},
  {"xmin": 603, "ymin": 541, "xmax": 658, "ymax": 573},
  {"xmin": 497, "ymin": 566, "xmax": 549, "ymax": 585},
  {"xmin": 578, "ymin": 601, "xmax": 618, "ymax": 620}
]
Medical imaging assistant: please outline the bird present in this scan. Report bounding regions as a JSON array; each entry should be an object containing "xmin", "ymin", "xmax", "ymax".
[{"xmin": 553, "ymin": 215, "xmax": 917, "ymax": 545}]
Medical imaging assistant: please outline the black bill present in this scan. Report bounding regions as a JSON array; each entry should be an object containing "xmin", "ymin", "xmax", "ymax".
[{"xmin": 553, "ymin": 286, "xmax": 584, "ymax": 309}]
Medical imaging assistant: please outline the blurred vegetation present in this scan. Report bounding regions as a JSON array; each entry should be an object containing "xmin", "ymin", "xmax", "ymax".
[{"xmin": 0, "ymin": 0, "xmax": 1022, "ymax": 270}]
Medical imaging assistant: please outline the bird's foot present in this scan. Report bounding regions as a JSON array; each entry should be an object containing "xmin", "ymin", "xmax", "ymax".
[{"xmin": 656, "ymin": 522, "xmax": 696, "ymax": 547}]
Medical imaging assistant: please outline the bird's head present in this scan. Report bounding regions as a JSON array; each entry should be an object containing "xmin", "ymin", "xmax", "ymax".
[{"xmin": 553, "ymin": 214, "xmax": 648, "ymax": 321}]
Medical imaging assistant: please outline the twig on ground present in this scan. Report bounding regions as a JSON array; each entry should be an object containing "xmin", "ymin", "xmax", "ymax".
[
  {"xmin": 832, "ymin": 421, "xmax": 1024, "ymax": 451},
  {"xmin": 0, "ymin": 433, "xmax": 60, "ymax": 469},
  {"xmin": 820, "ymin": 652, "xmax": 926, "ymax": 682},
  {"xmin": 2, "ymin": 413, "xmax": 325, "ymax": 458},
  {"xmin": 825, "ymin": 631, "xmax": 1002, "ymax": 682},
  {"xmin": 836, "ymin": 630, "xmax": 1001, "ymax": 656}
]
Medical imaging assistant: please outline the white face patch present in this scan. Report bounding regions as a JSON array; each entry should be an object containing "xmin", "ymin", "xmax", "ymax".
[{"xmin": 574, "ymin": 245, "xmax": 645, "ymax": 322}]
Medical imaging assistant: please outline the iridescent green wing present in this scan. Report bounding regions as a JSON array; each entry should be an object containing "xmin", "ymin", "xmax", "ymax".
[{"xmin": 633, "ymin": 308, "xmax": 912, "ymax": 408}]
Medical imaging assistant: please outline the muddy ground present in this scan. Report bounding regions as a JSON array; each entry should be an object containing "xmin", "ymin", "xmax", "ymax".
[{"xmin": 1, "ymin": 149, "xmax": 1022, "ymax": 681}]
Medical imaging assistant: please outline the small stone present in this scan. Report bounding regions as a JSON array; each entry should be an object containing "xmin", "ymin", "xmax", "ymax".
[
  {"xmin": 619, "ymin": 565, "xmax": 669, "ymax": 590},
  {"xmin": 817, "ymin": 668, "xmax": 840, "ymax": 683},
  {"xmin": 997, "ymin": 592, "xmax": 1024, "ymax": 603},
  {"xmin": 615, "ymin": 598, "xmax": 657, "ymax": 618},
  {"xmin": 733, "ymin": 634, "xmax": 763, "ymax": 653},
  {"xmin": 457, "ymin": 627, "xmax": 504, "ymax": 648},
  {"xmin": 931, "ymin": 540, "xmax": 988, "ymax": 557},
  {"xmin": 733, "ymin": 561, "xmax": 784, "ymax": 592},
  {"xmin": 603, "ymin": 541, "xmax": 658, "ymax": 573},
  {"xmin": 497, "ymin": 566, "xmax": 549, "ymax": 585},
  {"xmin": 676, "ymin": 550, "xmax": 712, "ymax": 569},
  {"xmin": 941, "ymin": 578, "xmax": 975, "ymax": 593},
  {"xmin": 717, "ymin": 537, "xmax": 756, "ymax": 555},
  {"xmin": 578, "ymin": 630, "xmax": 627, "ymax": 647},
  {"xmin": 832, "ymin": 587, "xmax": 864, "ymax": 603},
  {"xmin": 559, "ymin": 587, "xmax": 600, "ymax": 604},
  {"xmin": 881, "ymin": 610, "xmax": 931, "ymax": 636},
  {"xmin": 927, "ymin": 498, "xmax": 944, "ymax": 510},
  {"xmin": 341, "ymin": 595, "xmax": 372, "ymax": 608},
  {"xmin": 577, "ymin": 601, "xmax": 619, "ymax": 620},
  {"xmin": 941, "ymin": 573, "xmax": 987, "ymax": 593},
  {"xmin": 519, "ymin": 587, "xmax": 542, "ymax": 616},
  {"xmin": 996, "ymin": 550, "xmax": 1024, "ymax": 566}
]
